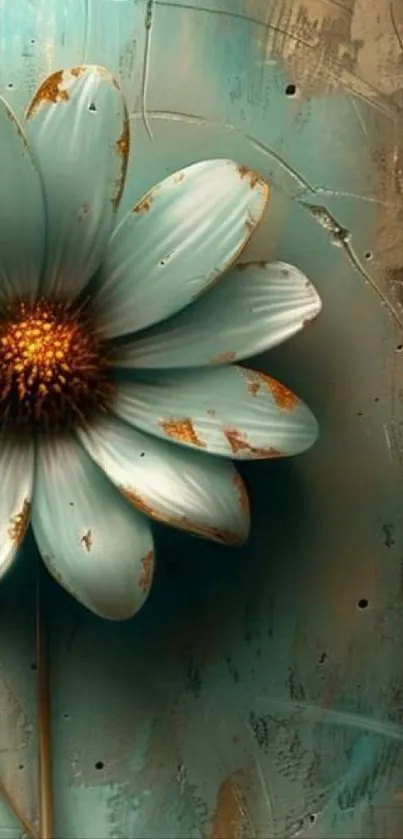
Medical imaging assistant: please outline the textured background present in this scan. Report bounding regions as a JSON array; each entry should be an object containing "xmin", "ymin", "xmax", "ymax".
[{"xmin": 0, "ymin": 0, "xmax": 403, "ymax": 836}]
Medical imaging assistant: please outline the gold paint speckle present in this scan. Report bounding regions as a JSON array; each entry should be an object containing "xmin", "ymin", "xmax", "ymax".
[
  {"xmin": 159, "ymin": 417, "xmax": 205, "ymax": 448},
  {"xmin": 80, "ymin": 529, "xmax": 93, "ymax": 552},
  {"xmin": 8, "ymin": 499, "xmax": 31, "ymax": 546}
]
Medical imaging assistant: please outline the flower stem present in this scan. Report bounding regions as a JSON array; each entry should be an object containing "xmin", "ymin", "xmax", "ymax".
[
  {"xmin": 36, "ymin": 571, "xmax": 53, "ymax": 839},
  {"xmin": 0, "ymin": 777, "xmax": 37, "ymax": 839}
]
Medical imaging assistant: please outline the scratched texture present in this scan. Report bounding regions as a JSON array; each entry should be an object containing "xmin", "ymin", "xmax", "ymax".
[{"xmin": 0, "ymin": 0, "xmax": 403, "ymax": 837}]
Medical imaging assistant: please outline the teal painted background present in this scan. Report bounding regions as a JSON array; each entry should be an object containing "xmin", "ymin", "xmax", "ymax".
[{"xmin": 0, "ymin": 0, "xmax": 403, "ymax": 836}]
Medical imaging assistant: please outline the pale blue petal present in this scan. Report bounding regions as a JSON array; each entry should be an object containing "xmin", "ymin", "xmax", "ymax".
[
  {"xmin": 25, "ymin": 66, "xmax": 130, "ymax": 301},
  {"xmin": 113, "ymin": 262, "xmax": 322, "ymax": 370},
  {"xmin": 0, "ymin": 96, "xmax": 45, "ymax": 304},
  {"xmin": 78, "ymin": 414, "xmax": 249, "ymax": 546},
  {"xmin": 111, "ymin": 366, "xmax": 319, "ymax": 460},
  {"xmin": 0, "ymin": 435, "xmax": 34, "ymax": 579},
  {"xmin": 32, "ymin": 434, "xmax": 154, "ymax": 620},
  {"xmin": 91, "ymin": 160, "xmax": 269, "ymax": 339}
]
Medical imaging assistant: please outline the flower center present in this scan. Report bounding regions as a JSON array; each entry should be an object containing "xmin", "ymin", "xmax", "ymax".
[{"xmin": 0, "ymin": 299, "xmax": 112, "ymax": 429}]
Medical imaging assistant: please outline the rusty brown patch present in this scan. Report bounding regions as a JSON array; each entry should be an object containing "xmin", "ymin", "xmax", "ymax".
[
  {"xmin": 210, "ymin": 351, "xmax": 237, "ymax": 365},
  {"xmin": 121, "ymin": 487, "xmax": 243, "ymax": 546},
  {"xmin": 80, "ymin": 530, "xmax": 93, "ymax": 553},
  {"xmin": 257, "ymin": 372, "xmax": 300, "ymax": 412},
  {"xmin": 232, "ymin": 473, "xmax": 250, "ymax": 513},
  {"xmin": 247, "ymin": 376, "xmax": 261, "ymax": 397},
  {"xmin": 139, "ymin": 550, "xmax": 154, "ymax": 593},
  {"xmin": 237, "ymin": 164, "xmax": 261, "ymax": 190},
  {"xmin": 70, "ymin": 66, "xmax": 86, "ymax": 78},
  {"xmin": 26, "ymin": 70, "xmax": 70, "ymax": 118},
  {"xmin": 133, "ymin": 194, "xmax": 153, "ymax": 214},
  {"xmin": 8, "ymin": 499, "xmax": 31, "ymax": 546},
  {"xmin": 224, "ymin": 427, "xmax": 282, "ymax": 459},
  {"xmin": 111, "ymin": 112, "xmax": 130, "ymax": 211},
  {"xmin": 159, "ymin": 417, "xmax": 205, "ymax": 448},
  {"xmin": 209, "ymin": 773, "xmax": 248, "ymax": 839}
]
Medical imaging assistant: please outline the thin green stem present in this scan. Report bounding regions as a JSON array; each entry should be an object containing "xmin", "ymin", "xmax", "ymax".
[{"xmin": 36, "ymin": 572, "xmax": 53, "ymax": 839}]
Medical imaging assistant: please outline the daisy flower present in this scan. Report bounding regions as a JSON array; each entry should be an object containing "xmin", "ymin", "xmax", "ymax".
[{"xmin": 0, "ymin": 65, "xmax": 321, "ymax": 620}]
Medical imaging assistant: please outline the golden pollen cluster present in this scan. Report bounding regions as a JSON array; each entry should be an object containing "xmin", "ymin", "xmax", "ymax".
[{"xmin": 0, "ymin": 299, "xmax": 112, "ymax": 428}]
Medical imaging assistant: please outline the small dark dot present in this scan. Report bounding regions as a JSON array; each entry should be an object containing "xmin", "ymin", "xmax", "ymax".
[
  {"xmin": 63, "ymin": 712, "xmax": 70, "ymax": 720},
  {"xmin": 357, "ymin": 411, "xmax": 363, "ymax": 417},
  {"xmin": 88, "ymin": 102, "xmax": 97, "ymax": 112},
  {"xmin": 364, "ymin": 251, "xmax": 372, "ymax": 260},
  {"xmin": 69, "ymin": 501, "xmax": 74, "ymax": 507},
  {"xmin": 159, "ymin": 259, "xmax": 167, "ymax": 266},
  {"xmin": 95, "ymin": 761, "xmax": 104, "ymax": 770},
  {"xmin": 30, "ymin": 39, "xmax": 36, "ymax": 44},
  {"xmin": 308, "ymin": 814, "xmax": 316, "ymax": 824},
  {"xmin": 19, "ymin": 764, "xmax": 24, "ymax": 771},
  {"xmin": 140, "ymin": 452, "xmax": 145, "ymax": 458},
  {"xmin": 374, "ymin": 397, "xmax": 380, "ymax": 403},
  {"xmin": 319, "ymin": 651, "xmax": 327, "ymax": 665},
  {"xmin": 357, "ymin": 598, "xmax": 369, "ymax": 609},
  {"xmin": 285, "ymin": 83, "xmax": 296, "ymax": 96},
  {"xmin": 7, "ymin": 83, "xmax": 13, "ymax": 89},
  {"xmin": 397, "ymin": 344, "xmax": 403, "ymax": 351},
  {"xmin": 31, "ymin": 662, "xmax": 37, "ymax": 670}
]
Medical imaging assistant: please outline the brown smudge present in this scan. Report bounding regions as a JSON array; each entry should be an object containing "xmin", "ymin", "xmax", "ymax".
[
  {"xmin": 224, "ymin": 427, "xmax": 282, "ymax": 459},
  {"xmin": 232, "ymin": 473, "xmax": 250, "ymax": 513},
  {"xmin": 139, "ymin": 550, "xmax": 154, "ymax": 593},
  {"xmin": 209, "ymin": 773, "xmax": 248, "ymax": 839},
  {"xmin": 133, "ymin": 194, "xmax": 153, "ymax": 214},
  {"xmin": 159, "ymin": 417, "xmax": 205, "ymax": 448},
  {"xmin": 121, "ymin": 487, "xmax": 243, "ymax": 546},
  {"xmin": 210, "ymin": 351, "xmax": 237, "ymax": 365},
  {"xmin": 111, "ymin": 112, "xmax": 130, "ymax": 211},
  {"xmin": 247, "ymin": 377, "xmax": 261, "ymax": 397},
  {"xmin": 257, "ymin": 372, "xmax": 300, "ymax": 412},
  {"xmin": 236, "ymin": 164, "xmax": 261, "ymax": 190},
  {"xmin": 8, "ymin": 499, "xmax": 31, "ymax": 546},
  {"xmin": 26, "ymin": 70, "xmax": 70, "ymax": 118},
  {"xmin": 236, "ymin": 261, "xmax": 267, "ymax": 271},
  {"xmin": 174, "ymin": 171, "xmax": 185, "ymax": 184},
  {"xmin": 70, "ymin": 66, "xmax": 86, "ymax": 78},
  {"xmin": 80, "ymin": 530, "xmax": 93, "ymax": 553}
]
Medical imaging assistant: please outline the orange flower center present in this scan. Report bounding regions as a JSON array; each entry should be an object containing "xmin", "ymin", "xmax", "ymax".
[{"xmin": 0, "ymin": 299, "xmax": 112, "ymax": 429}]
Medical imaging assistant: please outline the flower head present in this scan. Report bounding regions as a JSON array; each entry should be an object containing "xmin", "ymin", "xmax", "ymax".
[{"xmin": 0, "ymin": 65, "xmax": 321, "ymax": 620}]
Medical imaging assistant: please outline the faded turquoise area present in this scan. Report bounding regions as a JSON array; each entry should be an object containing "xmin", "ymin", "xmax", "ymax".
[{"xmin": 0, "ymin": 1, "xmax": 402, "ymax": 838}]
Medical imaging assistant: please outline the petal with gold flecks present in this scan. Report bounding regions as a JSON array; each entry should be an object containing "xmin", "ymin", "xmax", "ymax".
[
  {"xmin": 113, "ymin": 261, "xmax": 322, "ymax": 369},
  {"xmin": 78, "ymin": 413, "xmax": 250, "ymax": 546},
  {"xmin": 32, "ymin": 434, "xmax": 154, "ymax": 620},
  {"xmin": 91, "ymin": 159, "xmax": 269, "ymax": 339},
  {"xmin": 110, "ymin": 365, "xmax": 319, "ymax": 459},
  {"xmin": 25, "ymin": 65, "xmax": 130, "ymax": 301},
  {"xmin": 0, "ymin": 96, "xmax": 45, "ymax": 304},
  {"xmin": 0, "ymin": 436, "xmax": 34, "ymax": 580}
]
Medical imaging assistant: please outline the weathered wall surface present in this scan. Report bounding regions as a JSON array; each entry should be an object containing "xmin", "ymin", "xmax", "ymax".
[{"xmin": 0, "ymin": 1, "xmax": 402, "ymax": 836}]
